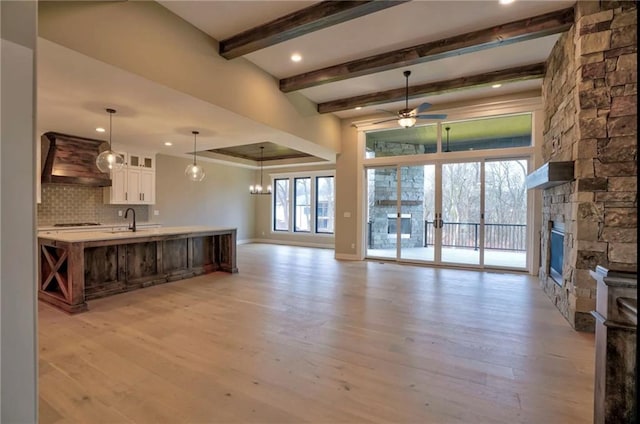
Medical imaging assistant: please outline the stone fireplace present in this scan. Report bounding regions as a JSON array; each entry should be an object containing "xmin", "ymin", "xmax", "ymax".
[{"xmin": 539, "ymin": 2, "xmax": 637, "ymax": 332}]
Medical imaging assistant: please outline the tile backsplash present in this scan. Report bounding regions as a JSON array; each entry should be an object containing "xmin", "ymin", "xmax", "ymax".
[{"xmin": 38, "ymin": 184, "xmax": 149, "ymax": 226}]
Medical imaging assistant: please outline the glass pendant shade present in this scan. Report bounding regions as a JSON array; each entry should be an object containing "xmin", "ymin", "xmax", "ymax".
[
  {"xmin": 185, "ymin": 163, "xmax": 205, "ymax": 182},
  {"xmin": 186, "ymin": 130, "xmax": 205, "ymax": 182},
  {"xmin": 96, "ymin": 108, "xmax": 125, "ymax": 173},
  {"xmin": 398, "ymin": 116, "xmax": 416, "ymax": 128},
  {"xmin": 96, "ymin": 150, "xmax": 125, "ymax": 172}
]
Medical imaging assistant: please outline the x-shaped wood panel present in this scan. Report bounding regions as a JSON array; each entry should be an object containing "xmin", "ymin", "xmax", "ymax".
[{"xmin": 41, "ymin": 245, "xmax": 70, "ymax": 301}]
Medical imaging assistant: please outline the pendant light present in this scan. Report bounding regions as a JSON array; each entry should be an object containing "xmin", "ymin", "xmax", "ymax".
[
  {"xmin": 444, "ymin": 126, "xmax": 451, "ymax": 152},
  {"xmin": 249, "ymin": 146, "xmax": 271, "ymax": 195},
  {"xmin": 96, "ymin": 108, "xmax": 125, "ymax": 172},
  {"xmin": 185, "ymin": 130, "xmax": 205, "ymax": 181}
]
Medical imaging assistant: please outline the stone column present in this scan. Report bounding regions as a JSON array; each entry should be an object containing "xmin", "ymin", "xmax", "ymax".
[{"xmin": 540, "ymin": 1, "xmax": 637, "ymax": 331}]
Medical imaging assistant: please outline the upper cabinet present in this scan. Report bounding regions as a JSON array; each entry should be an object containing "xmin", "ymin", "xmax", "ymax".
[
  {"xmin": 104, "ymin": 151, "xmax": 156, "ymax": 205},
  {"xmin": 128, "ymin": 153, "xmax": 154, "ymax": 170}
]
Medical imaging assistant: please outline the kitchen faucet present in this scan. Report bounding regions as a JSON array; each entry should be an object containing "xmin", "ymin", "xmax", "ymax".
[{"xmin": 124, "ymin": 207, "xmax": 136, "ymax": 232}]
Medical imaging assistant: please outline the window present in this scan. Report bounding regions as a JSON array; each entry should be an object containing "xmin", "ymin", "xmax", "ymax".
[
  {"xmin": 364, "ymin": 113, "xmax": 532, "ymax": 158},
  {"xmin": 272, "ymin": 171, "xmax": 335, "ymax": 235},
  {"xmin": 316, "ymin": 176, "xmax": 335, "ymax": 233},
  {"xmin": 273, "ymin": 179, "xmax": 289, "ymax": 231},
  {"xmin": 295, "ymin": 178, "xmax": 311, "ymax": 232}
]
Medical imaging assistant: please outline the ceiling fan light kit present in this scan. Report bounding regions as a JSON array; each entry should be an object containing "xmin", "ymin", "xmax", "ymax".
[{"xmin": 372, "ymin": 70, "xmax": 447, "ymax": 129}]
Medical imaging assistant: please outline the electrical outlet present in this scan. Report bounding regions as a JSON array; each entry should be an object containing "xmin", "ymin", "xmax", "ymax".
[
  {"xmin": 351, "ymin": 243, "xmax": 355, "ymax": 249},
  {"xmin": 154, "ymin": 210, "xmax": 160, "ymax": 216},
  {"xmin": 118, "ymin": 210, "xmax": 123, "ymax": 217},
  {"xmin": 262, "ymin": 231, "xmax": 265, "ymax": 236}
]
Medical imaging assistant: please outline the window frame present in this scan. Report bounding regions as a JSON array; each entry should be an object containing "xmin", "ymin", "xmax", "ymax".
[
  {"xmin": 315, "ymin": 176, "xmax": 335, "ymax": 234},
  {"xmin": 270, "ymin": 170, "xmax": 336, "ymax": 236},
  {"xmin": 272, "ymin": 178, "xmax": 290, "ymax": 232}
]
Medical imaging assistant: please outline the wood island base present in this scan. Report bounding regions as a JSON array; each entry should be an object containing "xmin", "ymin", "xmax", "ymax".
[{"xmin": 38, "ymin": 227, "xmax": 238, "ymax": 314}]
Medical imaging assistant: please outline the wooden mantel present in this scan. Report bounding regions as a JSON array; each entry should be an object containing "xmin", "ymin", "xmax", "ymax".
[{"xmin": 38, "ymin": 226, "xmax": 238, "ymax": 313}]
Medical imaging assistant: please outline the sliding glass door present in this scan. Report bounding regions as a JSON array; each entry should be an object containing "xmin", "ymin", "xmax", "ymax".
[
  {"xmin": 366, "ymin": 167, "xmax": 397, "ymax": 259},
  {"xmin": 398, "ymin": 164, "xmax": 436, "ymax": 263},
  {"xmin": 366, "ymin": 159, "xmax": 528, "ymax": 270},
  {"xmin": 441, "ymin": 161, "xmax": 482, "ymax": 266},
  {"xmin": 483, "ymin": 159, "xmax": 528, "ymax": 268}
]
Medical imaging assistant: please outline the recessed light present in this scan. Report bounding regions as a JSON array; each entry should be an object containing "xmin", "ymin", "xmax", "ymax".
[
  {"xmin": 164, "ymin": 141, "xmax": 173, "ymax": 146},
  {"xmin": 291, "ymin": 53, "xmax": 302, "ymax": 62},
  {"xmin": 492, "ymin": 83, "xmax": 502, "ymax": 88},
  {"xmin": 95, "ymin": 127, "xmax": 106, "ymax": 133},
  {"xmin": 355, "ymin": 106, "xmax": 362, "ymax": 110},
  {"xmin": 499, "ymin": 0, "xmax": 515, "ymax": 4}
]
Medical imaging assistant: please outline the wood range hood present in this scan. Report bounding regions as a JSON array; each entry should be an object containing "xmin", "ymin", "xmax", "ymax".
[
  {"xmin": 41, "ymin": 132, "xmax": 112, "ymax": 187},
  {"xmin": 525, "ymin": 161, "xmax": 574, "ymax": 189}
]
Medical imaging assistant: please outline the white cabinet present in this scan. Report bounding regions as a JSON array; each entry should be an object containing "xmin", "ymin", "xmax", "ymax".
[{"xmin": 104, "ymin": 151, "xmax": 155, "ymax": 205}]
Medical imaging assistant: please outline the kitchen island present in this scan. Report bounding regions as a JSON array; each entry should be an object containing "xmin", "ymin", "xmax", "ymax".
[{"xmin": 38, "ymin": 226, "xmax": 238, "ymax": 313}]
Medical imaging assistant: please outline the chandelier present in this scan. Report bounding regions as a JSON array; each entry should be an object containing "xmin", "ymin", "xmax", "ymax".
[{"xmin": 249, "ymin": 146, "xmax": 271, "ymax": 195}]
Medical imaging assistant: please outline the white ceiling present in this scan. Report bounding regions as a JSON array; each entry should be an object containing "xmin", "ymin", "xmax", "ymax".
[{"xmin": 38, "ymin": 0, "xmax": 575, "ymax": 161}]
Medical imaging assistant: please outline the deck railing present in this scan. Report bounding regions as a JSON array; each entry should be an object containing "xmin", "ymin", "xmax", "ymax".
[
  {"xmin": 367, "ymin": 221, "xmax": 527, "ymax": 251},
  {"xmin": 424, "ymin": 221, "xmax": 526, "ymax": 251}
]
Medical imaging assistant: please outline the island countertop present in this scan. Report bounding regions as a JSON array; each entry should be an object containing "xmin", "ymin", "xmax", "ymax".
[{"xmin": 38, "ymin": 225, "xmax": 237, "ymax": 243}]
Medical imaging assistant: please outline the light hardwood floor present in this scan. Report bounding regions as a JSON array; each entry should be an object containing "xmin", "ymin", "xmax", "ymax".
[{"xmin": 39, "ymin": 243, "xmax": 595, "ymax": 424}]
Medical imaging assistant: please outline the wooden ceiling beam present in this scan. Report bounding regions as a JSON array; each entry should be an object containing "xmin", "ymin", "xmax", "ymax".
[
  {"xmin": 281, "ymin": 7, "xmax": 573, "ymax": 92},
  {"xmin": 219, "ymin": 0, "xmax": 410, "ymax": 59},
  {"xmin": 317, "ymin": 62, "xmax": 546, "ymax": 113}
]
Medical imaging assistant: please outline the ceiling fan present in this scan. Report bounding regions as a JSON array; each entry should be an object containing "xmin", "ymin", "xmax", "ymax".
[{"xmin": 373, "ymin": 70, "xmax": 447, "ymax": 128}]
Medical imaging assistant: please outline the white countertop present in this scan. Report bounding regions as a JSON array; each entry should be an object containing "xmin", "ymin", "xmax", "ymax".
[
  {"xmin": 38, "ymin": 226, "xmax": 236, "ymax": 243},
  {"xmin": 38, "ymin": 222, "xmax": 159, "ymax": 231}
]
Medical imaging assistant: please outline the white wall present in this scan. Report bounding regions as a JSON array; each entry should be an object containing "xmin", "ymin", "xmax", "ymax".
[
  {"xmin": 153, "ymin": 154, "xmax": 256, "ymax": 241},
  {"xmin": 1, "ymin": 1, "xmax": 38, "ymax": 422}
]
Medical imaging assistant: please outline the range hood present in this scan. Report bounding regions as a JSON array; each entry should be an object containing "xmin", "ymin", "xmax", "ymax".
[
  {"xmin": 41, "ymin": 132, "xmax": 112, "ymax": 186},
  {"xmin": 525, "ymin": 161, "xmax": 574, "ymax": 189}
]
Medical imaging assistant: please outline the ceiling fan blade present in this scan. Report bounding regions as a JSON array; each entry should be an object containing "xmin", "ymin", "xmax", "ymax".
[
  {"xmin": 370, "ymin": 117, "xmax": 399, "ymax": 125},
  {"xmin": 415, "ymin": 114, "xmax": 448, "ymax": 120},
  {"xmin": 414, "ymin": 102, "xmax": 432, "ymax": 114},
  {"xmin": 376, "ymin": 108, "xmax": 397, "ymax": 115}
]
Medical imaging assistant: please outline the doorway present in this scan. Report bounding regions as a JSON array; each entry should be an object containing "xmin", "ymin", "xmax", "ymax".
[{"xmin": 366, "ymin": 158, "xmax": 528, "ymax": 270}]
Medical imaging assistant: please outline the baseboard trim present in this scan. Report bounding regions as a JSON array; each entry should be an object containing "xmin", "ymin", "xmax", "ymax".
[
  {"xmin": 250, "ymin": 238, "xmax": 335, "ymax": 249},
  {"xmin": 335, "ymin": 253, "xmax": 361, "ymax": 261}
]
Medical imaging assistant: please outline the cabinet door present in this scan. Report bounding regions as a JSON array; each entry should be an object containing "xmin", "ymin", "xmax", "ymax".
[
  {"xmin": 139, "ymin": 170, "xmax": 155, "ymax": 204},
  {"xmin": 111, "ymin": 167, "xmax": 128, "ymax": 203},
  {"xmin": 127, "ymin": 168, "xmax": 142, "ymax": 203},
  {"xmin": 129, "ymin": 153, "xmax": 154, "ymax": 169}
]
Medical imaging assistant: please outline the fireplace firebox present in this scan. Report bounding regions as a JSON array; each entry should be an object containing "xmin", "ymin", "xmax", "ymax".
[{"xmin": 549, "ymin": 221, "xmax": 565, "ymax": 285}]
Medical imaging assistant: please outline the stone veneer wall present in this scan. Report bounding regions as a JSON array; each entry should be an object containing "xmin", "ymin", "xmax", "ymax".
[
  {"xmin": 540, "ymin": 1, "xmax": 637, "ymax": 331},
  {"xmin": 38, "ymin": 184, "xmax": 149, "ymax": 226}
]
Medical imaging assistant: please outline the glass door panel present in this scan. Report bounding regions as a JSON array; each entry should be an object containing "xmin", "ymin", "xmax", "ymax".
[
  {"xmin": 399, "ymin": 165, "xmax": 435, "ymax": 262},
  {"xmin": 366, "ymin": 167, "xmax": 397, "ymax": 259},
  {"xmin": 484, "ymin": 159, "xmax": 528, "ymax": 268},
  {"xmin": 441, "ymin": 161, "xmax": 481, "ymax": 265}
]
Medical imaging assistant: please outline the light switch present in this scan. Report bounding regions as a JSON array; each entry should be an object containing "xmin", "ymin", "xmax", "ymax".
[
  {"xmin": 154, "ymin": 210, "xmax": 160, "ymax": 216},
  {"xmin": 343, "ymin": 212, "xmax": 351, "ymax": 218}
]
